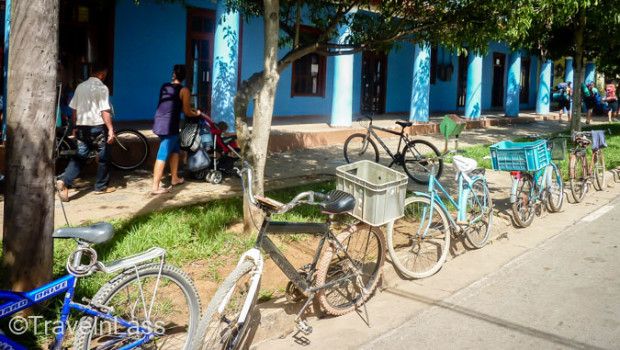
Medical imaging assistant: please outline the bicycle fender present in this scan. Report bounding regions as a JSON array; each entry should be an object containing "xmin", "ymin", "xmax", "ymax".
[{"xmin": 510, "ymin": 178, "xmax": 519, "ymax": 203}]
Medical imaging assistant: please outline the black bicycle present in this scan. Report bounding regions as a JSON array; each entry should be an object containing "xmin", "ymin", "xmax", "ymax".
[
  {"xmin": 343, "ymin": 116, "xmax": 443, "ymax": 184},
  {"xmin": 190, "ymin": 162, "xmax": 386, "ymax": 349},
  {"xmin": 55, "ymin": 125, "xmax": 150, "ymax": 171}
]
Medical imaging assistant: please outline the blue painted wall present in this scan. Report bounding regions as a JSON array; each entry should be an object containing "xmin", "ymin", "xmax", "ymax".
[
  {"xmin": 385, "ymin": 43, "xmax": 414, "ymax": 113},
  {"xmin": 111, "ymin": 1, "xmax": 540, "ymax": 121},
  {"xmin": 112, "ymin": 0, "xmax": 216, "ymax": 120}
]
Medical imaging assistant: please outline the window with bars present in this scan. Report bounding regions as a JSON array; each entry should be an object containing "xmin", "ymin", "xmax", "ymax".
[{"xmin": 291, "ymin": 53, "xmax": 326, "ymax": 97}]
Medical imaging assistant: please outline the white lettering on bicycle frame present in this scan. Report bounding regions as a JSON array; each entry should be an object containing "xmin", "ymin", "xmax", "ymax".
[
  {"xmin": 34, "ymin": 281, "xmax": 68, "ymax": 302},
  {"xmin": 0, "ymin": 341, "xmax": 16, "ymax": 350},
  {"xmin": 0, "ymin": 300, "xmax": 28, "ymax": 317}
]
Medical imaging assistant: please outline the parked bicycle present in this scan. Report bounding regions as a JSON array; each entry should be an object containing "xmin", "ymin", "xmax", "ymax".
[
  {"xmin": 191, "ymin": 162, "xmax": 385, "ymax": 350},
  {"xmin": 343, "ymin": 116, "xmax": 443, "ymax": 184},
  {"xmin": 55, "ymin": 125, "xmax": 150, "ymax": 171},
  {"xmin": 491, "ymin": 134, "xmax": 565, "ymax": 228},
  {"xmin": 385, "ymin": 150, "xmax": 493, "ymax": 279},
  {"xmin": 0, "ymin": 222, "xmax": 201, "ymax": 349},
  {"xmin": 568, "ymin": 130, "xmax": 610, "ymax": 203}
]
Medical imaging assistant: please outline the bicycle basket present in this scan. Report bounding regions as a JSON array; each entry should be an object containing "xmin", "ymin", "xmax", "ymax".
[
  {"xmin": 549, "ymin": 138, "xmax": 567, "ymax": 161},
  {"xmin": 489, "ymin": 140, "xmax": 550, "ymax": 171},
  {"xmin": 336, "ymin": 160, "xmax": 407, "ymax": 226}
]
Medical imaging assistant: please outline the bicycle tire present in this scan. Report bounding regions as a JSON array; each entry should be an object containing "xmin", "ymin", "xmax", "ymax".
[
  {"xmin": 464, "ymin": 179, "xmax": 493, "ymax": 249},
  {"xmin": 74, "ymin": 262, "xmax": 201, "ymax": 350},
  {"xmin": 511, "ymin": 173, "xmax": 535, "ymax": 228},
  {"xmin": 386, "ymin": 196, "xmax": 451, "ymax": 279},
  {"xmin": 546, "ymin": 163, "xmax": 564, "ymax": 213},
  {"xmin": 343, "ymin": 133, "xmax": 380, "ymax": 164},
  {"xmin": 593, "ymin": 151, "xmax": 606, "ymax": 191},
  {"xmin": 55, "ymin": 137, "xmax": 76, "ymax": 160},
  {"xmin": 110, "ymin": 129, "xmax": 150, "ymax": 170},
  {"xmin": 569, "ymin": 154, "xmax": 587, "ymax": 203},
  {"xmin": 315, "ymin": 225, "xmax": 385, "ymax": 316},
  {"xmin": 402, "ymin": 140, "xmax": 443, "ymax": 184},
  {"xmin": 191, "ymin": 261, "xmax": 258, "ymax": 350}
]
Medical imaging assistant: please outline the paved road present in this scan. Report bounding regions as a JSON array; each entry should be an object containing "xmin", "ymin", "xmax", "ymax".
[{"xmin": 362, "ymin": 193, "xmax": 620, "ymax": 350}]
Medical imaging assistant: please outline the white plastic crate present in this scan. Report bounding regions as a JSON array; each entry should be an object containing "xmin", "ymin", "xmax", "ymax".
[{"xmin": 336, "ymin": 160, "xmax": 408, "ymax": 226}]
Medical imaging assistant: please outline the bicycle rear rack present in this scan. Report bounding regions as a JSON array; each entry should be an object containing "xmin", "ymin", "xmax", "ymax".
[{"xmin": 98, "ymin": 247, "xmax": 166, "ymax": 274}]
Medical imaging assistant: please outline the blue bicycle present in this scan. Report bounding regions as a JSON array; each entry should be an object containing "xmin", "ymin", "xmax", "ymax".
[
  {"xmin": 0, "ymin": 222, "xmax": 201, "ymax": 349},
  {"xmin": 386, "ymin": 150, "xmax": 494, "ymax": 279}
]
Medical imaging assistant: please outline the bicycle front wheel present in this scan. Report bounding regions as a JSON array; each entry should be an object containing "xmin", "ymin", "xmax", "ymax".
[
  {"xmin": 110, "ymin": 129, "xmax": 150, "ymax": 170},
  {"xmin": 191, "ymin": 261, "xmax": 258, "ymax": 350},
  {"xmin": 593, "ymin": 151, "xmax": 606, "ymax": 191},
  {"xmin": 402, "ymin": 140, "xmax": 443, "ymax": 184},
  {"xmin": 569, "ymin": 154, "xmax": 587, "ymax": 203},
  {"xmin": 465, "ymin": 179, "xmax": 493, "ymax": 248},
  {"xmin": 386, "ymin": 196, "xmax": 450, "ymax": 279},
  {"xmin": 511, "ymin": 173, "xmax": 535, "ymax": 228},
  {"xmin": 316, "ymin": 225, "xmax": 385, "ymax": 316},
  {"xmin": 343, "ymin": 133, "xmax": 379, "ymax": 164},
  {"xmin": 546, "ymin": 163, "xmax": 564, "ymax": 213},
  {"xmin": 74, "ymin": 262, "xmax": 201, "ymax": 349}
]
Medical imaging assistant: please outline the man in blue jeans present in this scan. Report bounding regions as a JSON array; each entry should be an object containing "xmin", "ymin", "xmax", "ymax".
[{"xmin": 56, "ymin": 63, "xmax": 116, "ymax": 202}]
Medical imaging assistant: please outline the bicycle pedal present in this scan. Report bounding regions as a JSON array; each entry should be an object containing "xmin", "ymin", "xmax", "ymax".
[{"xmin": 295, "ymin": 319, "xmax": 313, "ymax": 335}]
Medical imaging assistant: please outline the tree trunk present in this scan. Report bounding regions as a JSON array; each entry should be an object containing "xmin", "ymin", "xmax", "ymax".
[
  {"xmin": 571, "ymin": 8, "xmax": 586, "ymax": 134},
  {"xmin": 237, "ymin": 0, "xmax": 280, "ymax": 232},
  {"xmin": 2, "ymin": 0, "xmax": 58, "ymax": 290}
]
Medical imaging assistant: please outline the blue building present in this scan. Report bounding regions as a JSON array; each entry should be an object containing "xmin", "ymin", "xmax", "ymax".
[{"xmin": 40, "ymin": 0, "xmax": 572, "ymax": 129}]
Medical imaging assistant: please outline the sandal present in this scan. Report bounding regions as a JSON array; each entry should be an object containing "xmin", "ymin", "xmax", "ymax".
[
  {"xmin": 171, "ymin": 177, "xmax": 185, "ymax": 186},
  {"xmin": 150, "ymin": 187, "xmax": 170, "ymax": 195}
]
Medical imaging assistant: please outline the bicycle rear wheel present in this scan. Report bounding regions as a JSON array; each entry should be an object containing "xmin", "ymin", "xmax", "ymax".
[
  {"xmin": 386, "ymin": 196, "xmax": 450, "ymax": 279},
  {"xmin": 402, "ymin": 140, "xmax": 442, "ymax": 184},
  {"xmin": 593, "ymin": 151, "xmax": 606, "ymax": 191},
  {"xmin": 546, "ymin": 163, "xmax": 564, "ymax": 213},
  {"xmin": 110, "ymin": 129, "xmax": 150, "ymax": 170},
  {"xmin": 316, "ymin": 225, "xmax": 385, "ymax": 316},
  {"xmin": 191, "ymin": 261, "xmax": 258, "ymax": 350},
  {"xmin": 511, "ymin": 173, "xmax": 535, "ymax": 227},
  {"xmin": 74, "ymin": 263, "xmax": 201, "ymax": 349},
  {"xmin": 464, "ymin": 178, "xmax": 493, "ymax": 248},
  {"xmin": 343, "ymin": 133, "xmax": 379, "ymax": 164},
  {"xmin": 569, "ymin": 154, "xmax": 587, "ymax": 203}
]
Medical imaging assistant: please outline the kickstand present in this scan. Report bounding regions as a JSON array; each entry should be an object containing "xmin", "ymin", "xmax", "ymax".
[{"xmin": 356, "ymin": 275, "xmax": 371, "ymax": 327}]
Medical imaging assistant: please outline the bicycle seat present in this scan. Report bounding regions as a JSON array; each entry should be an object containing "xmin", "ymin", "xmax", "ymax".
[
  {"xmin": 395, "ymin": 121, "xmax": 412, "ymax": 128},
  {"xmin": 53, "ymin": 222, "xmax": 114, "ymax": 244},
  {"xmin": 319, "ymin": 190, "xmax": 355, "ymax": 214}
]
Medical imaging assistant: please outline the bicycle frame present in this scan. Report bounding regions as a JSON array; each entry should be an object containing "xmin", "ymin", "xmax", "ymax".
[
  {"xmin": 0, "ymin": 244, "xmax": 169, "ymax": 349},
  {"xmin": 363, "ymin": 125, "xmax": 408, "ymax": 167},
  {"xmin": 510, "ymin": 164, "xmax": 557, "ymax": 204},
  {"xmin": 413, "ymin": 170, "xmax": 487, "ymax": 235},
  {"xmin": 0, "ymin": 276, "xmax": 157, "ymax": 350}
]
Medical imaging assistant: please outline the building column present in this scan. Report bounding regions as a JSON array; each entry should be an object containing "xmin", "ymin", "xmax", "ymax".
[
  {"xmin": 409, "ymin": 44, "xmax": 431, "ymax": 122},
  {"xmin": 564, "ymin": 57, "xmax": 574, "ymax": 85},
  {"xmin": 465, "ymin": 54, "xmax": 482, "ymax": 119},
  {"xmin": 585, "ymin": 61, "xmax": 595, "ymax": 84},
  {"xmin": 330, "ymin": 26, "xmax": 354, "ymax": 127},
  {"xmin": 505, "ymin": 52, "xmax": 521, "ymax": 117},
  {"xmin": 536, "ymin": 59, "xmax": 552, "ymax": 114},
  {"xmin": 211, "ymin": 1, "xmax": 239, "ymax": 130}
]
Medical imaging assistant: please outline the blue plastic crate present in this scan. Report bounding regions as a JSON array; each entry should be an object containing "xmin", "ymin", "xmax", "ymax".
[{"xmin": 489, "ymin": 140, "xmax": 550, "ymax": 171}]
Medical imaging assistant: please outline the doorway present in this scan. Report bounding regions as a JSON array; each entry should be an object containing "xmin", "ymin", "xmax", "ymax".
[
  {"xmin": 491, "ymin": 53, "xmax": 506, "ymax": 108},
  {"xmin": 361, "ymin": 51, "xmax": 387, "ymax": 115},
  {"xmin": 186, "ymin": 8, "xmax": 216, "ymax": 112},
  {"xmin": 456, "ymin": 52, "xmax": 468, "ymax": 108}
]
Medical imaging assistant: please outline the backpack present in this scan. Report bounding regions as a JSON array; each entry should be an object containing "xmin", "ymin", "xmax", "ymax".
[
  {"xmin": 582, "ymin": 83, "xmax": 593, "ymax": 98},
  {"xmin": 558, "ymin": 87, "xmax": 567, "ymax": 101}
]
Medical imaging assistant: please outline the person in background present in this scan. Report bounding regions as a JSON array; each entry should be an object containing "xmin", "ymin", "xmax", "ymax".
[
  {"xmin": 558, "ymin": 82, "xmax": 572, "ymax": 121},
  {"xmin": 602, "ymin": 82, "xmax": 618, "ymax": 122},
  {"xmin": 56, "ymin": 63, "xmax": 116, "ymax": 202},
  {"xmin": 151, "ymin": 64, "xmax": 201, "ymax": 195},
  {"xmin": 583, "ymin": 82, "xmax": 598, "ymax": 125}
]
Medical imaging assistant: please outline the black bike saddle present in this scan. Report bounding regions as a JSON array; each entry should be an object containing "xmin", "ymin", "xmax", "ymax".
[
  {"xmin": 396, "ymin": 121, "xmax": 412, "ymax": 128},
  {"xmin": 320, "ymin": 190, "xmax": 355, "ymax": 214}
]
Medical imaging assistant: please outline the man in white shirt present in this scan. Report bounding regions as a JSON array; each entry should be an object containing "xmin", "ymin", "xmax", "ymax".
[{"xmin": 57, "ymin": 63, "xmax": 116, "ymax": 202}]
